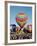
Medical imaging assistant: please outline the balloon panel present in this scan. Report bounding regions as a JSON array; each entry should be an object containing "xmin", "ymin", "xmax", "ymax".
[{"xmin": 16, "ymin": 17, "xmax": 28, "ymax": 22}]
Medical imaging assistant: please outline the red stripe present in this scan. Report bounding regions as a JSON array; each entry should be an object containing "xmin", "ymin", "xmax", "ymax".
[{"xmin": 16, "ymin": 17, "xmax": 28, "ymax": 22}]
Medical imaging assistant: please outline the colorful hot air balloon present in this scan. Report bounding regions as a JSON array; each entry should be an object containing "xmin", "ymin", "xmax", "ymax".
[{"xmin": 16, "ymin": 12, "xmax": 28, "ymax": 28}]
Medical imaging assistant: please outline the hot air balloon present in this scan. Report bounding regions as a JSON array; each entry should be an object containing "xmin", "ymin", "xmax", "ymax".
[{"xmin": 16, "ymin": 12, "xmax": 28, "ymax": 29}]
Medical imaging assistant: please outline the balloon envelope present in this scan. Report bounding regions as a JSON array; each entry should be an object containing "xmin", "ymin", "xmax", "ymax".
[{"xmin": 16, "ymin": 13, "xmax": 28, "ymax": 28}]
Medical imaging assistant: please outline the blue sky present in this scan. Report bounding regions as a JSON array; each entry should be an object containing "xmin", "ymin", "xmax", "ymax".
[{"xmin": 10, "ymin": 6, "xmax": 32, "ymax": 26}]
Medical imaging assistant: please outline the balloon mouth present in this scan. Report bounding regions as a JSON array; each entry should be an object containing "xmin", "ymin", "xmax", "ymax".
[{"xmin": 20, "ymin": 25, "xmax": 24, "ymax": 28}]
